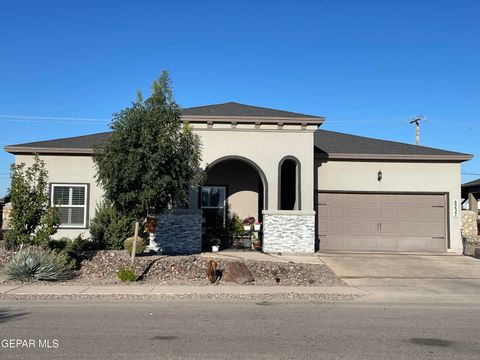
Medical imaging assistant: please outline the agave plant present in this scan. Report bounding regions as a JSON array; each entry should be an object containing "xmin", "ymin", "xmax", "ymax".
[{"xmin": 2, "ymin": 249, "xmax": 73, "ymax": 282}]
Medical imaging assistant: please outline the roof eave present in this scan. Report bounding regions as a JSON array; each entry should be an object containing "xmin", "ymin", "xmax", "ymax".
[
  {"xmin": 4, "ymin": 146, "xmax": 94, "ymax": 155},
  {"xmin": 181, "ymin": 114, "xmax": 325, "ymax": 125},
  {"xmin": 315, "ymin": 152, "xmax": 473, "ymax": 162}
]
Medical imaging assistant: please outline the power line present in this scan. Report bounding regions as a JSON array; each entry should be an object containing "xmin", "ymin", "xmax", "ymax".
[
  {"xmin": 0, "ymin": 114, "xmax": 110, "ymax": 121},
  {"xmin": 0, "ymin": 119, "xmax": 109, "ymax": 125}
]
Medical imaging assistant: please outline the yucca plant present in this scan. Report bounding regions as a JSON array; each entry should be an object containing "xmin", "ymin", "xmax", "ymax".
[{"xmin": 2, "ymin": 249, "xmax": 73, "ymax": 282}]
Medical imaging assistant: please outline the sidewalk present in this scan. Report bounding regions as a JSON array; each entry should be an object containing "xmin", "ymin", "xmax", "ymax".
[{"xmin": 0, "ymin": 284, "xmax": 366, "ymax": 297}]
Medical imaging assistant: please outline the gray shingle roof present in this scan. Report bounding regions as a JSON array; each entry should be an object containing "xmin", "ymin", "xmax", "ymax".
[
  {"xmin": 5, "ymin": 128, "xmax": 472, "ymax": 162},
  {"xmin": 314, "ymin": 129, "xmax": 472, "ymax": 161},
  {"xmin": 463, "ymin": 178, "xmax": 480, "ymax": 188},
  {"xmin": 5, "ymin": 132, "xmax": 111, "ymax": 154},
  {"xmin": 182, "ymin": 102, "xmax": 322, "ymax": 119}
]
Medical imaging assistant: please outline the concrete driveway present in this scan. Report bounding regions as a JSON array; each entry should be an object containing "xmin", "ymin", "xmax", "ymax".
[{"xmin": 318, "ymin": 252, "xmax": 480, "ymax": 302}]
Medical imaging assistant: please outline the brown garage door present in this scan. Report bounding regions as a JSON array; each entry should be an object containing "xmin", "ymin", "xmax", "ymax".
[{"xmin": 316, "ymin": 193, "xmax": 447, "ymax": 252}]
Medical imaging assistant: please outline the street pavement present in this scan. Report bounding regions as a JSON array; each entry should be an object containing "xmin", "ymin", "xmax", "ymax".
[{"xmin": 0, "ymin": 299, "xmax": 479, "ymax": 359}]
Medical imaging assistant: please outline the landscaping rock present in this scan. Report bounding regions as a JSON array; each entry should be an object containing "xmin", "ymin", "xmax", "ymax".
[
  {"xmin": 461, "ymin": 211, "xmax": 478, "ymax": 243},
  {"xmin": 221, "ymin": 261, "xmax": 254, "ymax": 284},
  {"xmin": 0, "ymin": 248, "xmax": 346, "ymax": 287}
]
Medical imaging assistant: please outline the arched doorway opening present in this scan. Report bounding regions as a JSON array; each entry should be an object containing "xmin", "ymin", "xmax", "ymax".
[{"xmin": 201, "ymin": 156, "xmax": 267, "ymax": 249}]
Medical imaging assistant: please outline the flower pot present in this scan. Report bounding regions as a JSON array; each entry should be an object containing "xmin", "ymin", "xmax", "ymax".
[
  {"xmin": 254, "ymin": 224, "xmax": 261, "ymax": 231},
  {"xmin": 243, "ymin": 225, "xmax": 251, "ymax": 231},
  {"xmin": 212, "ymin": 245, "xmax": 219, "ymax": 252},
  {"xmin": 253, "ymin": 241, "xmax": 262, "ymax": 250}
]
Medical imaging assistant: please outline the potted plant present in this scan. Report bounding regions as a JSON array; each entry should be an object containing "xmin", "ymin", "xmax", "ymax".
[
  {"xmin": 254, "ymin": 221, "xmax": 261, "ymax": 231},
  {"xmin": 242, "ymin": 216, "xmax": 255, "ymax": 231},
  {"xmin": 252, "ymin": 234, "xmax": 262, "ymax": 251},
  {"xmin": 210, "ymin": 237, "xmax": 221, "ymax": 252}
]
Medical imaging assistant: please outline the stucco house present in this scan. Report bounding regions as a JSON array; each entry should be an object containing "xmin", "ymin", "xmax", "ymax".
[{"xmin": 4, "ymin": 102, "xmax": 472, "ymax": 254}]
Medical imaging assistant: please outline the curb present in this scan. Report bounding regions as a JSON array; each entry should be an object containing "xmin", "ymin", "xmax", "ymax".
[{"xmin": 0, "ymin": 285, "xmax": 368, "ymax": 301}]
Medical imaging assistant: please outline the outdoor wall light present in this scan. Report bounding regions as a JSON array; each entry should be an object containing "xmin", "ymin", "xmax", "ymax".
[{"xmin": 377, "ymin": 170, "xmax": 383, "ymax": 182}]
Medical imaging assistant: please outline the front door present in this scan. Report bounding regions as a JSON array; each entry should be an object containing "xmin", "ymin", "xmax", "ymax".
[{"xmin": 200, "ymin": 186, "xmax": 226, "ymax": 235}]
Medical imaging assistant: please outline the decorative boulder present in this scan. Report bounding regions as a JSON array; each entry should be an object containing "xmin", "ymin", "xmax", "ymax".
[{"xmin": 222, "ymin": 261, "xmax": 254, "ymax": 284}]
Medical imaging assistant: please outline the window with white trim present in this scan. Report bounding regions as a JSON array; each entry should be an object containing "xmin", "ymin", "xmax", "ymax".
[{"xmin": 51, "ymin": 184, "xmax": 88, "ymax": 228}]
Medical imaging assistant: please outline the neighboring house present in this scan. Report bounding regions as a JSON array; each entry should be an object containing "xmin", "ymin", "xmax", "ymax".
[
  {"xmin": 462, "ymin": 178, "xmax": 480, "ymax": 216},
  {"xmin": 4, "ymin": 102, "xmax": 473, "ymax": 254}
]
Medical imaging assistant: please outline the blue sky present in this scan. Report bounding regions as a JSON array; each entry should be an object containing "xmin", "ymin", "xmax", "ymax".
[{"xmin": 0, "ymin": 0, "xmax": 479, "ymax": 196}]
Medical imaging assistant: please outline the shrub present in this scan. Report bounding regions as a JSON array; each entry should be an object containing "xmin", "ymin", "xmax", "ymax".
[
  {"xmin": 47, "ymin": 237, "xmax": 84, "ymax": 270},
  {"xmin": 55, "ymin": 250, "xmax": 78, "ymax": 271},
  {"xmin": 2, "ymin": 249, "xmax": 73, "ymax": 282},
  {"xmin": 64, "ymin": 236, "xmax": 98, "ymax": 253},
  {"xmin": 123, "ymin": 237, "xmax": 146, "ymax": 256},
  {"xmin": 89, "ymin": 201, "xmax": 136, "ymax": 250},
  {"xmin": 47, "ymin": 238, "xmax": 68, "ymax": 252},
  {"xmin": 3, "ymin": 230, "xmax": 25, "ymax": 250},
  {"xmin": 226, "ymin": 214, "xmax": 244, "ymax": 235},
  {"xmin": 116, "ymin": 266, "xmax": 137, "ymax": 282}
]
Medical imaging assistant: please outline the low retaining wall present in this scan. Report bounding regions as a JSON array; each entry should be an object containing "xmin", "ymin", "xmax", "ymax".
[
  {"xmin": 153, "ymin": 209, "xmax": 202, "ymax": 255},
  {"xmin": 262, "ymin": 211, "xmax": 315, "ymax": 253}
]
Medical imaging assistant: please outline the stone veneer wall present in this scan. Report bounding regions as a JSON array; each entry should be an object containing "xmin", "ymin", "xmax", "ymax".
[
  {"xmin": 461, "ymin": 210, "xmax": 478, "ymax": 244},
  {"xmin": 153, "ymin": 209, "xmax": 202, "ymax": 255},
  {"xmin": 262, "ymin": 211, "xmax": 315, "ymax": 253}
]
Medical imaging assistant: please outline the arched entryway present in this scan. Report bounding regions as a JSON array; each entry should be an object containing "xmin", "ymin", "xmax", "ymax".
[{"xmin": 201, "ymin": 156, "xmax": 268, "ymax": 250}]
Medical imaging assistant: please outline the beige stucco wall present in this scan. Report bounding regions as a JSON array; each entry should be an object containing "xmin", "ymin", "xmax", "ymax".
[
  {"xmin": 16, "ymin": 154, "xmax": 104, "ymax": 239},
  {"xmin": 193, "ymin": 126, "xmax": 315, "ymax": 212},
  {"xmin": 316, "ymin": 160, "xmax": 463, "ymax": 253}
]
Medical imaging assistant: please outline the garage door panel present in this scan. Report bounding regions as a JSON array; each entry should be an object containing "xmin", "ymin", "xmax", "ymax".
[
  {"xmin": 320, "ymin": 236, "xmax": 380, "ymax": 251},
  {"xmin": 318, "ymin": 206, "xmax": 328, "ymax": 217},
  {"xmin": 428, "ymin": 208, "xmax": 445, "ymax": 221},
  {"xmin": 318, "ymin": 220, "xmax": 378, "ymax": 236},
  {"xmin": 344, "ymin": 206, "xmax": 377, "ymax": 220},
  {"xmin": 413, "ymin": 208, "xmax": 428, "ymax": 220},
  {"xmin": 330, "ymin": 207, "xmax": 345, "ymax": 218},
  {"xmin": 429, "ymin": 196, "xmax": 445, "ymax": 206},
  {"xmin": 397, "ymin": 222, "xmax": 415, "ymax": 235},
  {"xmin": 397, "ymin": 237, "xmax": 445, "ymax": 252},
  {"xmin": 379, "ymin": 221, "xmax": 396, "ymax": 235},
  {"xmin": 379, "ymin": 237, "xmax": 397, "ymax": 251},
  {"xmin": 378, "ymin": 207, "xmax": 395, "ymax": 220},
  {"xmin": 397, "ymin": 208, "xmax": 415, "ymax": 221},
  {"xmin": 316, "ymin": 192, "xmax": 447, "ymax": 252}
]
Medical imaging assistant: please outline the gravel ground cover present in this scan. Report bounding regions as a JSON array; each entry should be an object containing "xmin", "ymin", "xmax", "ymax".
[{"xmin": 0, "ymin": 249, "xmax": 346, "ymax": 287}]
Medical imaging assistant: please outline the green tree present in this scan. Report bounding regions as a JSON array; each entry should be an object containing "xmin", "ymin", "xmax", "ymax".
[
  {"xmin": 6, "ymin": 155, "xmax": 59, "ymax": 248},
  {"xmin": 93, "ymin": 71, "xmax": 204, "ymax": 228}
]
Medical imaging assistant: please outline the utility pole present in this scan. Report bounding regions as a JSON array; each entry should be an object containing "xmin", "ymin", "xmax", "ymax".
[{"xmin": 409, "ymin": 115, "xmax": 426, "ymax": 145}]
